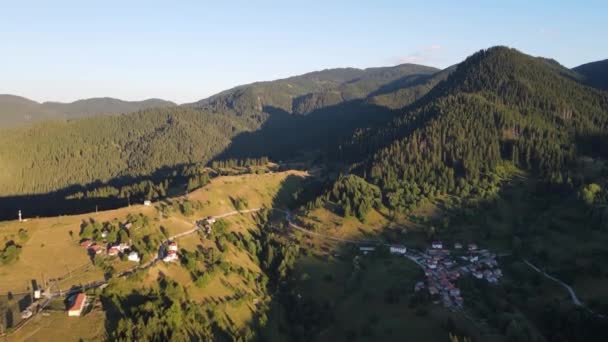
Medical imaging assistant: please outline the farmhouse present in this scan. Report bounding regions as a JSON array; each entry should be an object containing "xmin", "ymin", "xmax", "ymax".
[
  {"xmin": 67, "ymin": 293, "xmax": 87, "ymax": 317},
  {"xmin": 128, "ymin": 251, "xmax": 140, "ymax": 262},
  {"xmin": 108, "ymin": 246, "xmax": 120, "ymax": 256},
  {"xmin": 163, "ymin": 241, "xmax": 179, "ymax": 262},
  {"xmin": 88, "ymin": 244, "xmax": 104, "ymax": 254},
  {"xmin": 80, "ymin": 239, "xmax": 93, "ymax": 248},
  {"xmin": 389, "ymin": 245, "xmax": 407, "ymax": 255},
  {"xmin": 359, "ymin": 246, "xmax": 376, "ymax": 255}
]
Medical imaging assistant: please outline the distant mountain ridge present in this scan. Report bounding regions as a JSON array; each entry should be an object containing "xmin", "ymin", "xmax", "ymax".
[
  {"xmin": 0, "ymin": 95, "xmax": 176, "ymax": 127},
  {"xmin": 191, "ymin": 63, "xmax": 439, "ymax": 115},
  {"xmin": 573, "ymin": 59, "xmax": 608, "ymax": 91}
]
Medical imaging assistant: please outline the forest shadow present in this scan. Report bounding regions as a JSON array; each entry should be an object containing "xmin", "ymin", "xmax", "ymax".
[{"xmin": 0, "ymin": 100, "xmax": 393, "ymax": 222}]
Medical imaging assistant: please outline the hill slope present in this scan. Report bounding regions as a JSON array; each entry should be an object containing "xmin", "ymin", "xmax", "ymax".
[
  {"xmin": 0, "ymin": 95, "xmax": 175, "ymax": 127},
  {"xmin": 191, "ymin": 63, "xmax": 438, "ymax": 115},
  {"xmin": 573, "ymin": 59, "xmax": 608, "ymax": 91}
]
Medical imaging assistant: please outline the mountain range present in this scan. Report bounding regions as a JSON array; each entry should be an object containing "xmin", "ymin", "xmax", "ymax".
[
  {"xmin": 0, "ymin": 95, "xmax": 176, "ymax": 127},
  {"xmin": 0, "ymin": 47, "xmax": 606, "ymax": 205},
  {"xmin": 1, "ymin": 46, "xmax": 608, "ymax": 341}
]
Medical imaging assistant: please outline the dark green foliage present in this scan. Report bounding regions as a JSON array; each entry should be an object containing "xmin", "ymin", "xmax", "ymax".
[
  {"xmin": 308, "ymin": 174, "xmax": 382, "ymax": 220},
  {"xmin": 0, "ymin": 106, "xmax": 255, "ymax": 196},
  {"xmin": 573, "ymin": 59, "xmax": 608, "ymax": 91},
  {"xmin": 338, "ymin": 47, "xmax": 608, "ymax": 213},
  {"xmin": 0, "ymin": 240, "xmax": 21, "ymax": 265}
]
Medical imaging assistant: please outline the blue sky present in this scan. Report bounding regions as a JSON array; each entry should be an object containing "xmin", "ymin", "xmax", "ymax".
[{"xmin": 1, "ymin": 0, "xmax": 606, "ymax": 104}]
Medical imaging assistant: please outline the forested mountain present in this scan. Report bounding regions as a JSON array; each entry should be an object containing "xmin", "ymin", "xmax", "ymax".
[
  {"xmin": 333, "ymin": 47, "xmax": 608, "ymax": 211},
  {"xmin": 0, "ymin": 94, "xmax": 175, "ymax": 127},
  {"xmin": 3, "ymin": 47, "xmax": 607, "ymax": 224},
  {"xmin": 191, "ymin": 63, "xmax": 438, "ymax": 115},
  {"xmin": 0, "ymin": 107, "xmax": 255, "ymax": 197},
  {"xmin": 574, "ymin": 59, "xmax": 608, "ymax": 91},
  {"xmin": 0, "ymin": 63, "xmax": 442, "ymax": 206}
]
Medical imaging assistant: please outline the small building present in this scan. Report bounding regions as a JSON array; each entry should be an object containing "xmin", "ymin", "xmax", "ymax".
[
  {"xmin": 127, "ymin": 251, "xmax": 140, "ymax": 262},
  {"xmin": 108, "ymin": 246, "xmax": 120, "ymax": 256},
  {"xmin": 89, "ymin": 244, "xmax": 103, "ymax": 255},
  {"xmin": 431, "ymin": 241, "xmax": 443, "ymax": 249},
  {"xmin": 21, "ymin": 309, "xmax": 33, "ymax": 319},
  {"xmin": 101, "ymin": 230, "xmax": 108, "ymax": 239},
  {"xmin": 389, "ymin": 245, "xmax": 407, "ymax": 255},
  {"xmin": 449, "ymin": 288, "xmax": 461, "ymax": 296},
  {"xmin": 168, "ymin": 241, "xmax": 178, "ymax": 252},
  {"xmin": 470, "ymin": 255, "xmax": 479, "ymax": 263},
  {"xmin": 163, "ymin": 251, "xmax": 179, "ymax": 262},
  {"xmin": 80, "ymin": 239, "xmax": 93, "ymax": 248},
  {"xmin": 143, "ymin": 200, "xmax": 152, "ymax": 206},
  {"xmin": 67, "ymin": 293, "xmax": 87, "ymax": 317},
  {"xmin": 454, "ymin": 242, "xmax": 463, "ymax": 249},
  {"xmin": 468, "ymin": 243, "xmax": 478, "ymax": 251},
  {"xmin": 34, "ymin": 289, "xmax": 41, "ymax": 299},
  {"xmin": 472, "ymin": 271, "xmax": 483, "ymax": 279},
  {"xmin": 205, "ymin": 216, "xmax": 216, "ymax": 225},
  {"xmin": 359, "ymin": 246, "xmax": 376, "ymax": 252},
  {"xmin": 118, "ymin": 243, "xmax": 130, "ymax": 252}
]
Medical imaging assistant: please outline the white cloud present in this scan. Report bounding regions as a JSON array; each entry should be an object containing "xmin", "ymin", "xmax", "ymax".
[{"xmin": 395, "ymin": 45, "xmax": 444, "ymax": 65}]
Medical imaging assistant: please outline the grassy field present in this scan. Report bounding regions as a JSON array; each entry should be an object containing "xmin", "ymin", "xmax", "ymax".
[
  {"xmin": 0, "ymin": 169, "xmax": 308, "ymax": 340},
  {"xmin": 1, "ymin": 310, "xmax": 106, "ymax": 342}
]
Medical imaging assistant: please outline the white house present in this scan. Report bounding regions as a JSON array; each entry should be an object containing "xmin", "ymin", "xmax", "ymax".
[
  {"xmin": 389, "ymin": 245, "xmax": 407, "ymax": 255},
  {"xmin": 205, "ymin": 216, "xmax": 216, "ymax": 225},
  {"xmin": 163, "ymin": 251, "xmax": 179, "ymax": 262},
  {"xmin": 431, "ymin": 241, "xmax": 443, "ymax": 249},
  {"xmin": 128, "ymin": 251, "xmax": 140, "ymax": 262},
  {"xmin": 168, "ymin": 241, "xmax": 178, "ymax": 252},
  {"xmin": 143, "ymin": 200, "xmax": 152, "ymax": 206}
]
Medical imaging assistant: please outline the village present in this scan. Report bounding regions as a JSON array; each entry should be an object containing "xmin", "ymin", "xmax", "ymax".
[
  {"xmin": 360, "ymin": 240, "xmax": 502, "ymax": 310},
  {"xmin": 17, "ymin": 215, "xmax": 219, "ymax": 321},
  {"xmin": 17, "ymin": 208, "xmax": 501, "ymax": 323}
]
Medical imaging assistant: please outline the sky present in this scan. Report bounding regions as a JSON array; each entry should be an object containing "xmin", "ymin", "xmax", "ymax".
[{"xmin": 1, "ymin": 0, "xmax": 607, "ymax": 104}]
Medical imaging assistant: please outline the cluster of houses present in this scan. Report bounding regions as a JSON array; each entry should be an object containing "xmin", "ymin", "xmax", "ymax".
[
  {"xmin": 79, "ymin": 239, "xmax": 140, "ymax": 263},
  {"xmin": 357, "ymin": 240, "xmax": 502, "ymax": 311},
  {"xmin": 412, "ymin": 241, "xmax": 502, "ymax": 309}
]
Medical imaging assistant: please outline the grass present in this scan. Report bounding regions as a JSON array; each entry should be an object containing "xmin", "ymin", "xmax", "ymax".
[
  {"xmin": 0, "ymin": 170, "xmax": 310, "ymax": 340},
  {"xmin": 2, "ymin": 310, "xmax": 106, "ymax": 341}
]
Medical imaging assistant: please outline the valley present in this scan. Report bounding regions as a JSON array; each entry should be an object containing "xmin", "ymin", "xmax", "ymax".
[{"xmin": 1, "ymin": 43, "xmax": 608, "ymax": 341}]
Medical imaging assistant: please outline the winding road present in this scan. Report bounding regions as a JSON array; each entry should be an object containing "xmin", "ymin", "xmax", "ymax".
[{"xmin": 523, "ymin": 259, "xmax": 605, "ymax": 318}]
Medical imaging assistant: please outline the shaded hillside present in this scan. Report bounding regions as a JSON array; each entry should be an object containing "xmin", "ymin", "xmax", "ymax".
[
  {"xmin": 574, "ymin": 59, "xmax": 608, "ymax": 91},
  {"xmin": 191, "ymin": 64, "xmax": 438, "ymax": 115},
  {"xmin": 0, "ymin": 95, "xmax": 175, "ymax": 127},
  {"xmin": 0, "ymin": 64, "xmax": 443, "ymax": 200}
]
